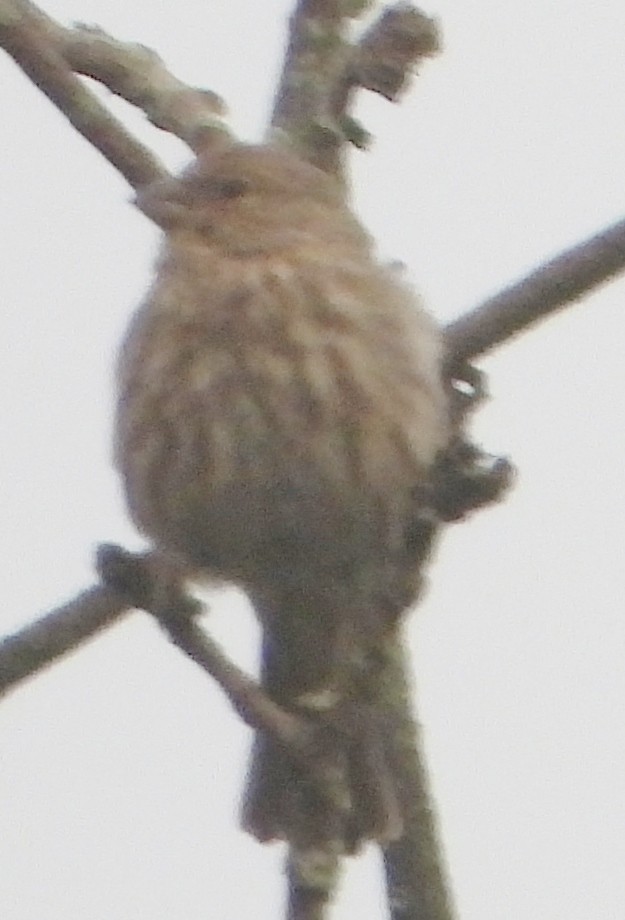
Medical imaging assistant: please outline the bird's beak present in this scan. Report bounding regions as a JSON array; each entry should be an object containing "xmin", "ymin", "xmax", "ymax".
[{"xmin": 134, "ymin": 177, "xmax": 192, "ymax": 229}]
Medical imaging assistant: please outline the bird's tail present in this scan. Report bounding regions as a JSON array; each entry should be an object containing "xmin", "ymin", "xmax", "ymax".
[{"xmin": 240, "ymin": 629, "xmax": 403, "ymax": 853}]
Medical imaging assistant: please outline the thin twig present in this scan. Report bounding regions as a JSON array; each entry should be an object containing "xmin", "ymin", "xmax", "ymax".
[
  {"xmin": 0, "ymin": 542, "xmax": 349, "ymax": 813},
  {"xmin": 60, "ymin": 24, "xmax": 228, "ymax": 152},
  {"xmin": 332, "ymin": 4, "xmax": 441, "ymax": 150},
  {"xmin": 158, "ymin": 612, "xmax": 318, "ymax": 757},
  {"xmin": 444, "ymin": 214, "xmax": 625, "ymax": 366},
  {"xmin": 350, "ymin": 3, "xmax": 440, "ymax": 101},
  {"xmin": 0, "ymin": 0, "xmax": 230, "ymax": 187},
  {"xmin": 379, "ymin": 633, "xmax": 456, "ymax": 920},
  {"xmin": 270, "ymin": 0, "xmax": 357, "ymax": 172},
  {"xmin": 0, "ymin": 0, "xmax": 167, "ymax": 188},
  {"xmin": 0, "ymin": 586, "xmax": 129, "ymax": 697},
  {"xmin": 270, "ymin": 2, "xmax": 441, "ymax": 173},
  {"xmin": 95, "ymin": 544, "xmax": 350, "ymax": 805}
]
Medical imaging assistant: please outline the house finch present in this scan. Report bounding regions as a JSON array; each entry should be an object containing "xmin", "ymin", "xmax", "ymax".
[{"xmin": 115, "ymin": 143, "xmax": 449, "ymax": 851}]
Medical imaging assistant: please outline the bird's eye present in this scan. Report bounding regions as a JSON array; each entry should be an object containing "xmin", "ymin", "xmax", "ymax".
[{"xmin": 215, "ymin": 178, "xmax": 249, "ymax": 200}]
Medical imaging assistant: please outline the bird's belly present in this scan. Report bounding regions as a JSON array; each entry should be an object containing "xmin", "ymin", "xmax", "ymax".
[
  {"xmin": 116, "ymin": 261, "xmax": 447, "ymax": 594},
  {"xmin": 141, "ymin": 443, "xmax": 379, "ymax": 571},
  {"xmin": 119, "ymin": 387, "xmax": 419, "ymax": 595}
]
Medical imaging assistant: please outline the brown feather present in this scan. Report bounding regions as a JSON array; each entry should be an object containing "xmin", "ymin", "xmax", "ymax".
[{"xmin": 115, "ymin": 143, "xmax": 449, "ymax": 850}]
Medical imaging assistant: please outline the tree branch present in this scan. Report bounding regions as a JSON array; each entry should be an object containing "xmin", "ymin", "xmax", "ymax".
[
  {"xmin": 332, "ymin": 3, "xmax": 441, "ymax": 150},
  {"xmin": 444, "ymin": 214, "xmax": 625, "ymax": 366},
  {"xmin": 59, "ymin": 24, "xmax": 228, "ymax": 153},
  {"xmin": 0, "ymin": 542, "xmax": 350, "ymax": 820},
  {"xmin": 0, "ymin": 0, "xmax": 166, "ymax": 187},
  {"xmin": 379, "ymin": 633, "xmax": 456, "ymax": 920},
  {"xmin": 158, "ymin": 613, "xmax": 324, "ymax": 767},
  {"xmin": 0, "ymin": 586, "xmax": 129, "ymax": 696},
  {"xmin": 270, "ymin": 1, "xmax": 441, "ymax": 174},
  {"xmin": 270, "ymin": 0, "xmax": 357, "ymax": 171},
  {"xmin": 0, "ymin": 0, "xmax": 229, "ymax": 189},
  {"xmin": 94, "ymin": 544, "xmax": 354, "ymax": 809},
  {"xmin": 350, "ymin": 4, "xmax": 440, "ymax": 101}
]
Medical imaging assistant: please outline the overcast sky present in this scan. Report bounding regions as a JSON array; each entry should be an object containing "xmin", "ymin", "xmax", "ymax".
[{"xmin": 1, "ymin": 2, "xmax": 624, "ymax": 919}]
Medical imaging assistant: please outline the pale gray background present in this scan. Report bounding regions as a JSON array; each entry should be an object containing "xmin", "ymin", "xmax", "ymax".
[{"xmin": 1, "ymin": 2, "xmax": 624, "ymax": 918}]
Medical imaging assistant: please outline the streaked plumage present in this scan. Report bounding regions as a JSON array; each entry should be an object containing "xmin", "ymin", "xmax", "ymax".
[{"xmin": 115, "ymin": 144, "xmax": 448, "ymax": 850}]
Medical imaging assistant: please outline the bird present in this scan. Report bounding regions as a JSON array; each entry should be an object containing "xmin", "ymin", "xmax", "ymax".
[{"xmin": 114, "ymin": 141, "xmax": 449, "ymax": 852}]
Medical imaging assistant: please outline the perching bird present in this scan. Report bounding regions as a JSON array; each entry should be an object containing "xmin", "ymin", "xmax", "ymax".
[{"xmin": 114, "ymin": 142, "xmax": 449, "ymax": 852}]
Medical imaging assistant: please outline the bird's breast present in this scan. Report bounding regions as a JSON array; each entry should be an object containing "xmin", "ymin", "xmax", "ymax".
[{"xmin": 115, "ymin": 248, "xmax": 448, "ymax": 580}]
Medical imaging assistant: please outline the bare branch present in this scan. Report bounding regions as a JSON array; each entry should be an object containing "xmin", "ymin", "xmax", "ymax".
[
  {"xmin": 270, "ymin": 0, "xmax": 357, "ymax": 171},
  {"xmin": 0, "ymin": 0, "xmax": 167, "ymax": 187},
  {"xmin": 270, "ymin": 2, "xmax": 441, "ymax": 173},
  {"xmin": 157, "ymin": 614, "xmax": 317, "ymax": 760},
  {"xmin": 379, "ymin": 634, "xmax": 456, "ymax": 920},
  {"xmin": 0, "ymin": 544, "xmax": 314, "ymax": 765},
  {"xmin": 0, "ymin": 586, "xmax": 129, "ymax": 697},
  {"xmin": 350, "ymin": 4, "xmax": 440, "ymax": 101},
  {"xmin": 333, "ymin": 3, "xmax": 441, "ymax": 149},
  {"xmin": 95, "ymin": 545, "xmax": 353, "ymax": 807},
  {"xmin": 444, "ymin": 214, "xmax": 625, "ymax": 366},
  {"xmin": 60, "ymin": 24, "xmax": 229, "ymax": 153},
  {"xmin": 0, "ymin": 0, "xmax": 230, "ymax": 188}
]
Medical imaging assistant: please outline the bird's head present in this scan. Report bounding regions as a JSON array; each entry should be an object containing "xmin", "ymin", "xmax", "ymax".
[{"xmin": 136, "ymin": 144, "xmax": 367, "ymax": 256}]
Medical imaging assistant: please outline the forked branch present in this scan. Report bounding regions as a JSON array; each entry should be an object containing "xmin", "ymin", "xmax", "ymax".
[{"xmin": 0, "ymin": 0, "xmax": 228, "ymax": 187}]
